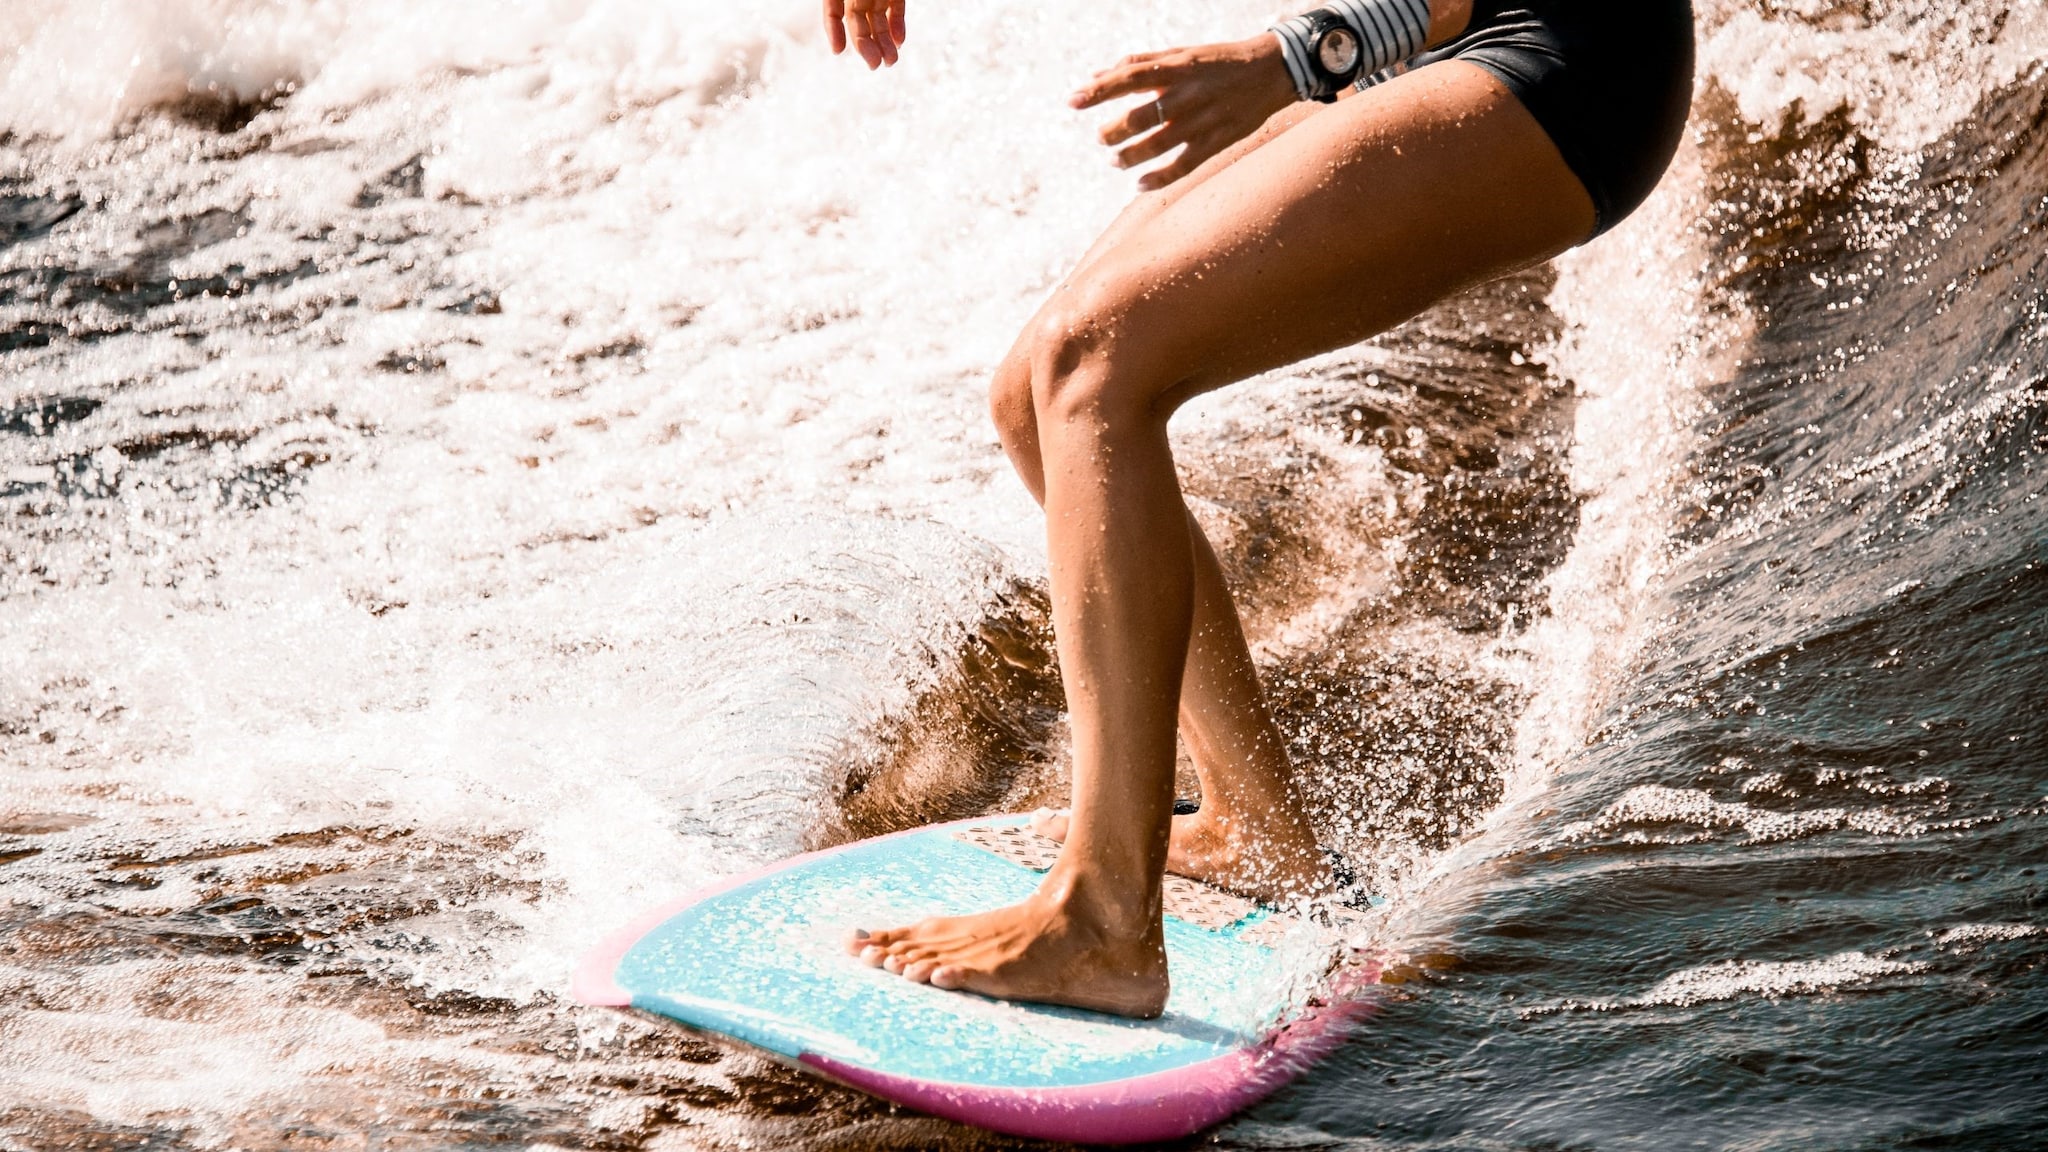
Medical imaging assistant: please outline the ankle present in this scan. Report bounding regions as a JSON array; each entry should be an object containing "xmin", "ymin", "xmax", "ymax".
[
  {"xmin": 1037, "ymin": 865, "xmax": 1162, "ymax": 939},
  {"xmin": 1194, "ymin": 794, "xmax": 1317, "ymax": 848}
]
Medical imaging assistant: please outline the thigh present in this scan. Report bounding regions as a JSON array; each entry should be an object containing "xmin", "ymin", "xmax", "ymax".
[
  {"xmin": 1059, "ymin": 101, "xmax": 1324, "ymax": 283},
  {"xmin": 1049, "ymin": 60, "xmax": 1596, "ymax": 412}
]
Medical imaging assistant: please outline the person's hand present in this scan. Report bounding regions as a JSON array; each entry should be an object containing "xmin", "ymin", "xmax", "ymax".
[
  {"xmin": 825, "ymin": 0, "xmax": 907, "ymax": 69},
  {"xmin": 1069, "ymin": 36, "xmax": 1300, "ymax": 190}
]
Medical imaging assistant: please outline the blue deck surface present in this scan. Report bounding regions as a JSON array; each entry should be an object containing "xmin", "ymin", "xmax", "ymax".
[{"xmin": 611, "ymin": 822, "xmax": 1308, "ymax": 1088}]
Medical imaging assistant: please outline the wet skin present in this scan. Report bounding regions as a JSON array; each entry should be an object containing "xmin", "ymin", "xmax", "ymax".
[{"xmin": 829, "ymin": 2, "xmax": 1594, "ymax": 1017}]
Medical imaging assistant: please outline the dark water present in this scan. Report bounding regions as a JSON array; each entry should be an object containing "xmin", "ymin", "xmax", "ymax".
[
  {"xmin": 1243, "ymin": 69, "xmax": 2048, "ymax": 1152},
  {"xmin": 2, "ymin": 3, "xmax": 2045, "ymax": 1150}
]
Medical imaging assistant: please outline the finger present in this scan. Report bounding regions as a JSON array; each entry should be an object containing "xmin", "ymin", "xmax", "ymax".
[
  {"xmin": 861, "ymin": 2, "xmax": 896, "ymax": 66},
  {"xmin": 825, "ymin": 0, "xmax": 847, "ymax": 53},
  {"xmin": 1136, "ymin": 147, "xmax": 1204, "ymax": 192},
  {"xmin": 1090, "ymin": 50, "xmax": 1168, "ymax": 79},
  {"xmin": 1170, "ymin": 125, "xmax": 1231, "ymax": 178},
  {"xmin": 1100, "ymin": 96, "xmax": 1171, "ymax": 147},
  {"xmin": 1134, "ymin": 111, "xmax": 1227, "ymax": 183},
  {"xmin": 878, "ymin": 10, "xmax": 899, "ymax": 65},
  {"xmin": 1071, "ymin": 65, "xmax": 1163, "ymax": 110},
  {"xmin": 1070, "ymin": 57, "xmax": 1181, "ymax": 108},
  {"xmin": 1115, "ymin": 123, "xmax": 1186, "ymax": 170},
  {"xmin": 846, "ymin": 0, "xmax": 883, "ymax": 68},
  {"xmin": 887, "ymin": 0, "xmax": 906, "ymax": 46},
  {"xmin": 842, "ymin": 11, "xmax": 876, "ymax": 67}
]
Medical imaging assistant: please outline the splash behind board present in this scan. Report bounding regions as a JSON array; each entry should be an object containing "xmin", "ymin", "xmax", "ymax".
[{"xmin": 573, "ymin": 816, "xmax": 1380, "ymax": 1144}]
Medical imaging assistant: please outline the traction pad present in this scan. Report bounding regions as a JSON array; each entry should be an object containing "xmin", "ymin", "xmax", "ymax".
[{"xmin": 953, "ymin": 824, "xmax": 1353, "ymax": 947}]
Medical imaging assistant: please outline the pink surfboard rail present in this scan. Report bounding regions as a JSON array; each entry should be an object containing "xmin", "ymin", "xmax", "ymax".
[
  {"xmin": 803, "ymin": 967, "xmax": 1382, "ymax": 1145},
  {"xmin": 572, "ymin": 817, "xmax": 1385, "ymax": 1144}
]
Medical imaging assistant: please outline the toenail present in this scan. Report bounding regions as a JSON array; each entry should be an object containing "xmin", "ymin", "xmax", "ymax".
[{"xmin": 853, "ymin": 928, "xmax": 870, "ymax": 940}]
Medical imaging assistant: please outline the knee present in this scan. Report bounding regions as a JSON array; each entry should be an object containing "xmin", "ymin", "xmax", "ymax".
[
  {"xmin": 1026, "ymin": 279, "xmax": 1149, "ymax": 428},
  {"xmin": 988, "ymin": 354, "xmax": 1035, "ymax": 451}
]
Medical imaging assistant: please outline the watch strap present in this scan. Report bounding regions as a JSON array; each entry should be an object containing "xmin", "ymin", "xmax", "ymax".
[{"xmin": 1271, "ymin": 0, "xmax": 1432, "ymax": 103}]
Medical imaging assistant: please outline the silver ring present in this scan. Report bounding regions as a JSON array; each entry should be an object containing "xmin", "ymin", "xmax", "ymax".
[{"xmin": 1152, "ymin": 98, "xmax": 1166, "ymax": 128}]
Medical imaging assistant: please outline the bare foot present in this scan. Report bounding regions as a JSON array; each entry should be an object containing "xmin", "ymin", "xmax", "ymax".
[
  {"xmin": 843, "ymin": 878, "xmax": 1169, "ymax": 1018},
  {"xmin": 1030, "ymin": 806, "xmax": 1326, "ymax": 903}
]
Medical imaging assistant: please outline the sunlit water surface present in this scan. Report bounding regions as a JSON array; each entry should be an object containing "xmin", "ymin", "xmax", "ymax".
[{"xmin": 2, "ymin": 1, "xmax": 2044, "ymax": 1148}]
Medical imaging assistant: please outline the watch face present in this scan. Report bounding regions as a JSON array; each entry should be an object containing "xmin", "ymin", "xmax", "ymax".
[{"xmin": 1317, "ymin": 26, "xmax": 1360, "ymax": 75}]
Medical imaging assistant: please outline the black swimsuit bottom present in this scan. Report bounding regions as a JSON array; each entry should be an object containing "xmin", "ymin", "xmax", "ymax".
[{"xmin": 1409, "ymin": 0, "xmax": 1696, "ymax": 236}]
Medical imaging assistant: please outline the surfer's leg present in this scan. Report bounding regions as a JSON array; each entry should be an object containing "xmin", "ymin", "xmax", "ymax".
[
  {"xmin": 853, "ymin": 60, "xmax": 1594, "ymax": 1015},
  {"xmin": 1052, "ymin": 101, "xmax": 1322, "ymax": 279},
  {"xmin": 988, "ymin": 433, "xmax": 1319, "ymax": 900},
  {"xmin": 987, "ymin": 106, "xmax": 1331, "ymax": 901}
]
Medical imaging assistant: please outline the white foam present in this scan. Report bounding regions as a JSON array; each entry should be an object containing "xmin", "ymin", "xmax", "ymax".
[
  {"xmin": 1932, "ymin": 922, "xmax": 2045, "ymax": 951},
  {"xmin": 0, "ymin": 0, "xmax": 811, "ymax": 140},
  {"xmin": 1547, "ymin": 783, "xmax": 1925, "ymax": 846},
  {"xmin": 1386, "ymin": 108, "xmax": 1730, "ymax": 925},
  {"xmin": 1380, "ymin": 0, "xmax": 2040, "ymax": 920},
  {"xmin": 2, "ymin": 0, "xmax": 2038, "ymax": 1134},
  {"xmin": 1534, "ymin": 950, "xmax": 1931, "ymax": 1016},
  {"xmin": 0, "ymin": 0, "xmax": 1273, "ymax": 1129},
  {"xmin": 4, "ymin": 513, "xmax": 1024, "ymax": 988},
  {"xmin": 1695, "ymin": 0, "xmax": 2048, "ymax": 152}
]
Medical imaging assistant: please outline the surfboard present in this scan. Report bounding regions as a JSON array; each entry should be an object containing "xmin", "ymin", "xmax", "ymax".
[{"xmin": 573, "ymin": 814, "xmax": 1382, "ymax": 1144}]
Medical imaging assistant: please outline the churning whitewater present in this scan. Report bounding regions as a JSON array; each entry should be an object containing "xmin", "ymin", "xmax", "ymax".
[{"xmin": 3, "ymin": 1, "xmax": 2045, "ymax": 1148}]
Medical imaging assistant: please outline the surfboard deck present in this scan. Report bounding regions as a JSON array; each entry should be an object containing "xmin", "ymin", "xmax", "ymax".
[{"xmin": 573, "ymin": 815, "xmax": 1382, "ymax": 1145}]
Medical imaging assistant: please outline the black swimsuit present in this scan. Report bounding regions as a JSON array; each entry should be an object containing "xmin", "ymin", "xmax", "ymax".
[{"xmin": 1401, "ymin": 0, "xmax": 1696, "ymax": 236}]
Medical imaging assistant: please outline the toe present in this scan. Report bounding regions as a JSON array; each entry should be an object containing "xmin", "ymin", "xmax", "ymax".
[
  {"xmin": 929, "ymin": 964, "xmax": 968, "ymax": 991},
  {"xmin": 859, "ymin": 944, "xmax": 887, "ymax": 967},
  {"xmin": 843, "ymin": 928, "xmax": 871, "ymax": 955},
  {"xmin": 902, "ymin": 958, "xmax": 939, "ymax": 983}
]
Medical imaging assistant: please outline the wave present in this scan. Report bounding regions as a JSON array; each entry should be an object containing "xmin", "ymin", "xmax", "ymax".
[{"xmin": 4, "ymin": 0, "xmax": 2046, "ymax": 1147}]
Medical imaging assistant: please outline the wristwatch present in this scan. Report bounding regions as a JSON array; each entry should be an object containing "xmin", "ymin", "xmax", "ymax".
[{"xmin": 1299, "ymin": 9, "xmax": 1363, "ymax": 100}]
